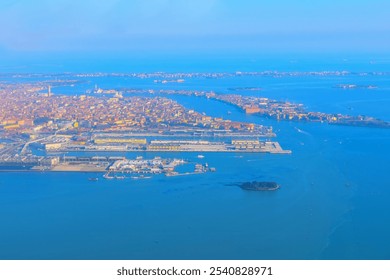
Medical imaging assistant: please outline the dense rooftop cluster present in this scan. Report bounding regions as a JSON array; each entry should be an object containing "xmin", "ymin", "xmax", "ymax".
[{"xmin": 0, "ymin": 83, "xmax": 261, "ymax": 134}]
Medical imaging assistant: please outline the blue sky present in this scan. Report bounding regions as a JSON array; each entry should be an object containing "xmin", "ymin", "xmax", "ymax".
[{"xmin": 0, "ymin": 0, "xmax": 389, "ymax": 55}]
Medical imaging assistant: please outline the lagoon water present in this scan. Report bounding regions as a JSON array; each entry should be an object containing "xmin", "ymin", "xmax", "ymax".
[{"xmin": 0, "ymin": 56, "xmax": 389, "ymax": 259}]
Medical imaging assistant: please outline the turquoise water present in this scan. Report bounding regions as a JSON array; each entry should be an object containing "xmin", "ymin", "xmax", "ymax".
[{"xmin": 0, "ymin": 58, "xmax": 389, "ymax": 259}]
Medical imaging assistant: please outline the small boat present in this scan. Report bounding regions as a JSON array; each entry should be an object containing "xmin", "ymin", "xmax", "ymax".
[
  {"xmin": 88, "ymin": 177, "xmax": 99, "ymax": 181},
  {"xmin": 197, "ymin": 155, "xmax": 205, "ymax": 159},
  {"xmin": 103, "ymin": 172, "xmax": 114, "ymax": 179}
]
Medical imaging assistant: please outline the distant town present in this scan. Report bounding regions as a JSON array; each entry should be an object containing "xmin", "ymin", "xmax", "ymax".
[{"xmin": 3, "ymin": 70, "xmax": 389, "ymax": 80}]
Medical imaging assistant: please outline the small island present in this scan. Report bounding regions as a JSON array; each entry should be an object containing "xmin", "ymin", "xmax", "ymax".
[{"xmin": 239, "ymin": 181, "xmax": 280, "ymax": 191}]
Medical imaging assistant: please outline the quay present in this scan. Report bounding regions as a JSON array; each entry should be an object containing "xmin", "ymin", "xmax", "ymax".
[
  {"xmin": 44, "ymin": 139, "xmax": 292, "ymax": 154},
  {"xmin": 0, "ymin": 155, "xmax": 216, "ymax": 178}
]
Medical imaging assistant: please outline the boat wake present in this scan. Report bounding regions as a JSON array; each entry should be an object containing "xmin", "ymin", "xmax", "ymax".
[{"xmin": 294, "ymin": 127, "xmax": 311, "ymax": 135}]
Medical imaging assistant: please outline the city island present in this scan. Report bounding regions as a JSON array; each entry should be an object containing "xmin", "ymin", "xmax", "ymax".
[
  {"xmin": 1, "ymin": 72, "xmax": 389, "ymax": 178},
  {"xmin": 0, "ymin": 81, "xmax": 289, "ymax": 177}
]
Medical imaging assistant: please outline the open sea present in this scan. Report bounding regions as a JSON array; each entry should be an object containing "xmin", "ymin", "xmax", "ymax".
[{"xmin": 0, "ymin": 55, "xmax": 389, "ymax": 259}]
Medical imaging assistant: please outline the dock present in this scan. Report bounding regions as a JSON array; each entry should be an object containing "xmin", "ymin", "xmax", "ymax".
[{"xmin": 46, "ymin": 140, "xmax": 291, "ymax": 154}]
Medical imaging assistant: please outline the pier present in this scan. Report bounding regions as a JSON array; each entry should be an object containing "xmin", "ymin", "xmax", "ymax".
[{"xmin": 44, "ymin": 139, "xmax": 291, "ymax": 154}]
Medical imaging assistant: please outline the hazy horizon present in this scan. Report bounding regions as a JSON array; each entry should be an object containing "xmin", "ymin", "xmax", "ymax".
[{"xmin": 0, "ymin": 0, "xmax": 389, "ymax": 57}]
